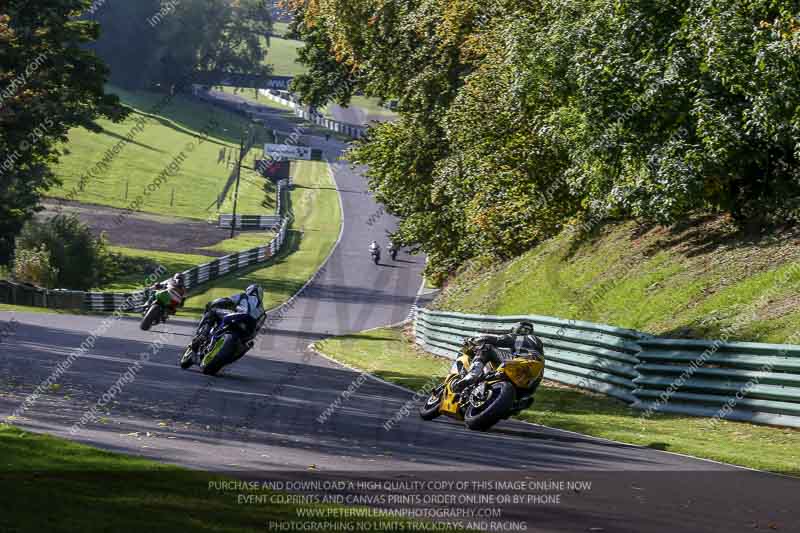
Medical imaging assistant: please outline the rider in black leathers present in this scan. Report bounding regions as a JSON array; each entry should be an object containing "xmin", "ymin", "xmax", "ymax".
[{"xmin": 454, "ymin": 321, "xmax": 544, "ymax": 392}]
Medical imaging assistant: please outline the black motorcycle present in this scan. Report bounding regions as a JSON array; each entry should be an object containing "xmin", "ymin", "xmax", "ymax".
[
  {"xmin": 371, "ymin": 248, "xmax": 381, "ymax": 265},
  {"xmin": 180, "ymin": 302, "xmax": 263, "ymax": 376}
]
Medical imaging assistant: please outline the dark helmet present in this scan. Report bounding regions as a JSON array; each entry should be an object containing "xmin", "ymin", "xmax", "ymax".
[
  {"xmin": 246, "ymin": 284, "xmax": 264, "ymax": 306},
  {"xmin": 511, "ymin": 321, "xmax": 534, "ymax": 336},
  {"xmin": 171, "ymin": 274, "xmax": 185, "ymax": 288}
]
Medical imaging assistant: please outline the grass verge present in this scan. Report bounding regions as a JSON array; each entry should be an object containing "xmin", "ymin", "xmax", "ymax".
[
  {"xmin": 267, "ymin": 35, "xmax": 307, "ymax": 77},
  {"xmin": 314, "ymin": 326, "xmax": 800, "ymax": 475},
  {"xmin": 182, "ymin": 159, "xmax": 340, "ymax": 316},
  {"xmin": 0, "ymin": 424, "xmax": 424, "ymax": 533}
]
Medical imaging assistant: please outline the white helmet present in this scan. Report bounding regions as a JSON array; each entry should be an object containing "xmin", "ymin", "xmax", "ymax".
[{"xmin": 245, "ymin": 284, "xmax": 264, "ymax": 306}]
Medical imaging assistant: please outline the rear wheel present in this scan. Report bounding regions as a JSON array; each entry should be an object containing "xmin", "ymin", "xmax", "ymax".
[
  {"xmin": 464, "ymin": 381, "xmax": 515, "ymax": 431},
  {"xmin": 419, "ymin": 384, "xmax": 444, "ymax": 420},
  {"xmin": 140, "ymin": 305, "xmax": 162, "ymax": 331},
  {"xmin": 201, "ymin": 334, "xmax": 238, "ymax": 376}
]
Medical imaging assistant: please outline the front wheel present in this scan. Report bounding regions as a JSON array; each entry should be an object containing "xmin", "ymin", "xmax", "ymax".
[
  {"xmin": 140, "ymin": 304, "xmax": 162, "ymax": 331},
  {"xmin": 464, "ymin": 381, "xmax": 515, "ymax": 431},
  {"xmin": 179, "ymin": 346, "xmax": 195, "ymax": 369},
  {"xmin": 201, "ymin": 334, "xmax": 239, "ymax": 376},
  {"xmin": 419, "ymin": 384, "xmax": 444, "ymax": 420}
]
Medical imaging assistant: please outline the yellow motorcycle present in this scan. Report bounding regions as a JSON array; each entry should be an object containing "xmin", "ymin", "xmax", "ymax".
[{"xmin": 419, "ymin": 339, "xmax": 545, "ymax": 431}]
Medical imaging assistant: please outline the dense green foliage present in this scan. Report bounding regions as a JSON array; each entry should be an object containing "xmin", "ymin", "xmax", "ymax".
[
  {"xmin": 289, "ymin": 0, "xmax": 800, "ymax": 281},
  {"xmin": 90, "ymin": 0, "xmax": 272, "ymax": 91},
  {"xmin": 0, "ymin": 0, "xmax": 126, "ymax": 265},
  {"xmin": 12, "ymin": 244, "xmax": 58, "ymax": 288},
  {"xmin": 16, "ymin": 215, "xmax": 116, "ymax": 290}
]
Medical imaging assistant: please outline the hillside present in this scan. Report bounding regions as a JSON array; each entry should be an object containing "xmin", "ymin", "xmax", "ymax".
[
  {"xmin": 432, "ymin": 215, "xmax": 800, "ymax": 344},
  {"xmin": 50, "ymin": 87, "xmax": 269, "ymax": 220}
]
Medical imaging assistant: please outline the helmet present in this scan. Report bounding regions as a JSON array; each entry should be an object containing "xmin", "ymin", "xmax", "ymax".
[
  {"xmin": 246, "ymin": 284, "xmax": 264, "ymax": 305},
  {"xmin": 172, "ymin": 274, "xmax": 185, "ymax": 288},
  {"xmin": 511, "ymin": 321, "xmax": 534, "ymax": 336}
]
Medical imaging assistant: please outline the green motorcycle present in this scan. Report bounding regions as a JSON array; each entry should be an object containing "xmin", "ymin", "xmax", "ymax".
[{"xmin": 140, "ymin": 289, "xmax": 172, "ymax": 331}]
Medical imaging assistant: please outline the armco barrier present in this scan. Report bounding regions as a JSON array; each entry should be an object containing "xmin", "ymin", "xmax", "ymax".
[
  {"xmin": 633, "ymin": 338, "xmax": 800, "ymax": 428},
  {"xmin": 259, "ymin": 90, "xmax": 367, "ymax": 139},
  {"xmin": 412, "ymin": 308, "xmax": 800, "ymax": 427},
  {"xmin": 414, "ymin": 308, "xmax": 645, "ymax": 403},
  {"xmin": 2, "ymin": 179, "xmax": 291, "ymax": 314},
  {"xmin": 218, "ymin": 214, "xmax": 282, "ymax": 230}
]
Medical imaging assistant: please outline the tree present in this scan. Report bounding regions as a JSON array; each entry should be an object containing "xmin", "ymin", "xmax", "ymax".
[
  {"xmin": 289, "ymin": 0, "xmax": 800, "ymax": 279},
  {"xmin": 87, "ymin": 0, "xmax": 160, "ymax": 89},
  {"xmin": 13, "ymin": 244, "xmax": 58, "ymax": 288},
  {"xmin": 0, "ymin": 0, "xmax": 127, "ymax": 265},
  {"xmin": 16, "ymin": 214, "xmax": 114, "ymax": 290},
  {"xmin": 91, "ymin": 0, "xmax": 273, "ymax": 92}
]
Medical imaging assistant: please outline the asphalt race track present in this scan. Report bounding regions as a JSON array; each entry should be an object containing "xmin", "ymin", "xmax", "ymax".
[{"xmin": 2, "ymin": 102, "xmax": 799, "ymax": 533}]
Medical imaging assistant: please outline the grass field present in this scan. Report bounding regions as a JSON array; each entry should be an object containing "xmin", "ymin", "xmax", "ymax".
[
  {"xmin": 102, "ymin": 246, "xmax": 216, "ymax": 292},
  {"xmin": 432, "ymin": 215, "xmax": 800, "ymax": 344},
  {"xmin": 267, "ymin": 35, "xmax": 307, "ymax": 77},
  {"xmin": 50, "ymin": 86, "xmax": 271, "ymax": 221},
  {"xmin": 272, "ymin": 21, "xmax": 292, "ymax": 37},
  {"xmin": 0, "ymin": 424, "xmax": 420, "ymax": 533},
  {"xmin": 315, "ymin": 327, "xmax": 800, "ymax": 475}
]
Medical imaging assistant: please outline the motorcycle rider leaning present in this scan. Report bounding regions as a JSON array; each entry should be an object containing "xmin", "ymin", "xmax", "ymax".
[
  {"xmin": 195, "ymin": 284, "xmax": 265, "ymax": 346},
  {"xmin": 369, "ymin": 240, "xmax": 381, "ymax": 254},
  {"xmin": 454, "ymin": 321, "xmax": 544, "ymax": 393},
  {"xmin": 150, "ymin": 274, "xmax": 186, "ymax": 316}
]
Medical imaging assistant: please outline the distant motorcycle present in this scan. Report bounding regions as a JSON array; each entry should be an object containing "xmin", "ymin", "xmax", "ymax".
[
  {"xmin": 371, "ymin": 248, "xmax": 381, "ymax": 265},
  {"xmin": 179, "ymin": 302, "xmax": 262, "ymax": 376},
  {"xmin": 389, "ymin": 246, "xmax": 398, "ymax": 261}
]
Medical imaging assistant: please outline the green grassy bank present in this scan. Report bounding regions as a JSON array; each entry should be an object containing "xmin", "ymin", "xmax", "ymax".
[
  {"xmin": 182, "ymin": 159, "xmax": 340, "ymax": 316},
  {"xmin": 433, "ymin": 215, "xmax": 800, "ymax": 344},
  {"xmin": 50, "ymin": 86, "xmax": 270, "ymax": 220}
]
